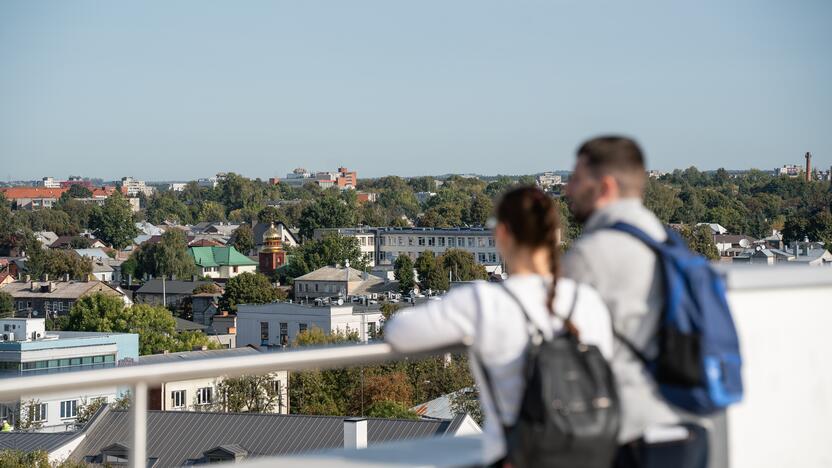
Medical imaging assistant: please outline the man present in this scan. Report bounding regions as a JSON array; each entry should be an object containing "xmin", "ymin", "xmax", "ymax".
[{"xmin": 563, "ymin": 136, "xmax": 708, "ymax": 468}]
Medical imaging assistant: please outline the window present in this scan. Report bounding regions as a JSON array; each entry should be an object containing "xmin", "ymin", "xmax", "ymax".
[
  {"xmin": 299, "ymin": 323, "xmax": 307, "ymax": 333},
  {"xmin": 233, "ymin": 266, "xmax": 239, "ymax": 273},
  {"xmin": 408, "ymin": 237, "xmax": 414, "ymax": 246},
  {"xmin": 272, "ymin": 380, "xmax": 283, "ymax": 412},
  {"xmin": 418, "ymin": 237, "xmax": 425, "ymax": 246},
  {"xmin": 368, "ymin": 322, "xmax": 377, "ymax": 339},
  {"xmin": 488, "ymin": 237, "xmax": 496, "ymax": 247},
  {"xmin": 31, "ymin": 403, "xmax": 47, "ymax": 422},
  {"xmin": 368, "ymin": 237, "xmax": 375, "ymax": 246},
  {"xmin": 196, "ymin": 387, "xmax": 213, "ymax": 405},
  {"xmin": 478, "ymin": 237, "xmax": 486, "ymax": 248},
  {"xmin": 489, "ymin": 253, "xmax": 497, "ymax": 263},
  {"xmin": 171, "ymin": 390, "xmax": 186, "ymax": 408},
  {"xmin": 448, "ymin": 237, "xmax": 455, "ymax": 247},
  {"xmin": 438, "ymin": 237, "xmax": 445, "ymax": 247},
  {"xmin": 478, "ymin": 253, "xmax": 487, "ymax": 263},
  {"xmin": 260, "ymin": 322, "xmax": 269, "ymax": 346},
  {"xmin": 428, "ymin": 237, "xmax": 435, "ymax": 246},
  {"xmin": 398, "ymin": 236, "xmax": 403, "ymax": 245},
  {"xmin": 280, "ymin": 322, "xmax": 288, "ymax": 346},
  {"xmin": 468, "ymin": 237, "xmax": 475, "ymax": 248},
  {"xmin": 60, "ymin": 400, "xmax": 78, "ymax": 419}
]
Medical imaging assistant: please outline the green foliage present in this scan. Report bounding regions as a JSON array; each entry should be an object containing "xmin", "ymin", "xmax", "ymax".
[
  {"xmin": 220, "ymin": 272, "xmax": 277, "ymax": 311},
  {"xmin": 26, "ymin": 247, "xmax": 93, "ymax": 281},
  {"xmin": 132, "ymin": 229, "xmax": 196, "ymax": 279},
  {"xmin": 145, "ymin": 192, "xmax": 192, "ymax": 224},
  {"xmin": 0, "ymin": 449, "xmax": 88, "ymax": 468},
  {"xmin": 676, "ymin": 225, "xmax": 719, "ymax": 260},
  {"xmin": 393, "ymin": 255, "xmax": 415, "ymax": 294},
  {"xmin": 65, "ymin": 293, "xmax": 219, "ymax": 355},
  {"xmin": 293, "ymin": 326, "xmax": 359, "ymax": 346},
  {"xmin": 89, "ymin": 193, "xmax": 138, "ymax": 249},
  {"xmin": 231, "ymin": 224, "xmax": 255, "ymax": 254},
  {"xmin": 365, "ymin": 400, "xmax": 419, "ymax": 419},
  {"xmin": 203, "ymin": 375, "xmax": 281, "ymax": 413},
  {"xmin": 66, "ymin": 184, "xmax": 92, "ymax": 198},
  {"xmin": 286, "ymin": 234, "xmax": 367, "ymax": 279},
  {"xmin": 198, "ymin": 201, "xmax": 226, "ymax": 221},
  {"xmin": 298, "ymin": 192, "xmax": 357, "ymax": 240},
  {"xmin": 0, "ymin": 292, "xmax": 13, "ymax": 318},
  {"xmin": 450, "ymin": 388, "xmax": 483, "ymax": 425},
  {"xmin": 414, "ymin": 251, "xmax": 449, "ymax": 292},
  {"xmin": 440, "ymin": 249, "xmax": 488, "ymax": 281}
]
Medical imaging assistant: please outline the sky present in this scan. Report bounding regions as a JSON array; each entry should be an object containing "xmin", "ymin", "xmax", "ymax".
[{"xmin": 1, "ymin": 1, "xmax": 830, "ymax": 181}]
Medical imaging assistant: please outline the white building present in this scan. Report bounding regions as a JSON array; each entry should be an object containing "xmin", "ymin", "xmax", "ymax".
[
  {"xmin": 168, "ymin": 183, "xmax": 188, "ymax": 192},
  {"xmin": 236, "ymin": 302, "xmax": 384, "ymax": 347},
  {"xmin": 120, "ymin": 177, "xmax": 154, "ymax": 197},
  {"xmin": 39, "ymin": 177, "xmax": 61, "ymax": 188},
  {"xmin": 536, "ymin": 172, "xmax": 562, "ymax": 189},
  {"xmin": 0, "ymin": 318, "xmax": 138, "ymax": 432},
  {"xmin": 377, "ymin": 228, "xmax": 500, "ymax": 271},
  {"xmin": 138, "ymin": 348, "xmax": 289, "ymax": 414}
]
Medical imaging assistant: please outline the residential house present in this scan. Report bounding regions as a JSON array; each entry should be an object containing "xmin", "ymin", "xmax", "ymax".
[
  {"xmin": 0, "ymin": 318, "xmax": 139, "ymax": 432},
  {"xmin": 536, "ymin": 172, "xmax": 562, "ymax": 189},
  {"xmin": 0, "ymin": 187, "xmax": 68, "ymax": 210},
  {"xmin": 73, "ymin": 249, "xmax": 116, "ymax": 283},
  {"xmin": 714, "ymin": 234, "xmax": 757, "ymax": 257},
  {"xmin": 173, "ymin": 317, "xmax": 236, "ymax": 348},
  {"xmin": 293, "ymin": 265, "xmax": 395, "ymax": 301},
  {"xmin": 188, "ymin": 246, "xmax": 257, "ymax": 279},
  {"xmin": 0, "ymin": 279, "xmax": 127, "ymax": 318},
  {"xmin": 137, "ymin": 347, "xmax": 288, "ymax": 413},
  {"xmin": 133, "ymin": 278, "xmax": 215, "ymax": 310},
  {"xmin": 34, "ymin": 231, "xmax": 59, "ymax": 248},
  {"xmin": 236, "ymin": 302, "xmax": 384, "ymax": 347},
  {"xmin": 50, "ymin": 236, "xmax": 107, "ymax": 250}
]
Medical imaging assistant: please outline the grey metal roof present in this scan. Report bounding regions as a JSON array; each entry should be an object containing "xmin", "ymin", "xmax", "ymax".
[
  {"xmin": 70, "ymin": 408, "xmax": 454, "ymax": 466},
  {"xmin": 137, "ymin": 347, "xmax": 261, "ymax": 365},
  {"xmin": 173, "ymin": 317, "xmax": 208, "ymax": 332},
  {"xmin": 0, "ymin": 430, "xmax": 81, "ymax": 453},
  {"xmin": 134, "ymin": 279, "xmax": 214, "ymax": 295}
]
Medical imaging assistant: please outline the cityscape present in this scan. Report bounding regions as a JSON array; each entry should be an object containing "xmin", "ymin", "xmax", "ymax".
[{"xmin": 1, "ymin": 1, "xmax": 830, "ymax": 468}]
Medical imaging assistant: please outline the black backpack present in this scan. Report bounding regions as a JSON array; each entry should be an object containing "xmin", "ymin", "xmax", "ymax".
[{"xmin": 478, "ymin": 283, "xmax": 621, "ymax": 468}]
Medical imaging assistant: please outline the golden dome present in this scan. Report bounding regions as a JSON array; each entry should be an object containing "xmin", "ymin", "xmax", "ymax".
[
  {"xmin": 263, "ymin": 222, "xmax": 280, "ymax": 241},
  {"xmin": 261, "ymin": 222, "xmax": 283, "ymax": 253}
]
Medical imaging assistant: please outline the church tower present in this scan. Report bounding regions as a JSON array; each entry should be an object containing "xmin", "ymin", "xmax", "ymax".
[{"xmin": 259, "ymin": 223, "xmax": 286, "ymax": 275}]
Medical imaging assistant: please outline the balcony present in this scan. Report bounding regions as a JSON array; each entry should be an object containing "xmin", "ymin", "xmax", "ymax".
[{"xmin": 0, "ymin": 265, "xmax": 829, "ymax": 468}]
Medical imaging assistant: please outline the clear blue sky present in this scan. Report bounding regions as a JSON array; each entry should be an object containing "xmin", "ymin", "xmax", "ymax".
[{"xmin": 1, "ymin": 1, "xmax": 830, "ymax": 181}]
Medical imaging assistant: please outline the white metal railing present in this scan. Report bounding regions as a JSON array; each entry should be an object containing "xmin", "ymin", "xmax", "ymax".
[{"xmin": 0, "ymin": 342, "xmax": 458, "ymax": 468}]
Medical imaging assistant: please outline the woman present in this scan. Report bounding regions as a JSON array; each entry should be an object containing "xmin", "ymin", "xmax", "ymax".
[{"xmin": 384, "ymin": 186, "xmax": 613, "ymax": 466}]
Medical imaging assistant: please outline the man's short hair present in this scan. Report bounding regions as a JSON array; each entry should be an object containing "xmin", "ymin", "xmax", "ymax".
[{"xmin": 576, "ymin": 135, "xmax": 646, "ymax": 196}]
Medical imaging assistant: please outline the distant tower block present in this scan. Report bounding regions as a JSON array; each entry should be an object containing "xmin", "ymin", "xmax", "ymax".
[{"xmin": 805, "ymin": 152, "xmax": 812, "ymax": 181}]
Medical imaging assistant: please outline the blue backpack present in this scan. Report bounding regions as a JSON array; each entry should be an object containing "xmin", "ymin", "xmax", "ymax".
[{"xmin": 609, "ymin": 222, "xmax": 744, "ymax": 415}]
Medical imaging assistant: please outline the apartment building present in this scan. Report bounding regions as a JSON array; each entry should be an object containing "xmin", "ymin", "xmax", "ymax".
[
  {"xmin": 1, "ymin": 279, "xmax": 127, "ymax": 318},
  {"xmin": 0, "ymin": 187, "xmax": 68, "ymax": 210},
  {"xmin": 236, "ymin": 302, "xmax": 383, "ymax": 346},
  {"xmin": 39, "ymin": 177, "xmax": 61, "ymax": 188},
  {"xmin": 0, "ymin": 318, "xmax": 138, "ymax": 432},
  {"xmin": 138, "ymin": 348, "xmax": 289, "ymax": 414},
  {"xmin": 119, "ymin": 177, "xmax": 154, "ymax": 197}
]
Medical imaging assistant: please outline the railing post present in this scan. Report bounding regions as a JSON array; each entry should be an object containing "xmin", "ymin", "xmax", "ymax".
[{"xmin": 129, "ymin": 381, "xmax": 147, "ymax": 468}]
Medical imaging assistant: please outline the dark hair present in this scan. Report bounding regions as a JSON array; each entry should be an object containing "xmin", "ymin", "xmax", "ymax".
[
  {"xmin": 496, "ymin": 186, "xmax": 561, "ymax": 314},
  {"xmin": 577, "ymin": 135, "xmax": 647, "ymax": 196}
]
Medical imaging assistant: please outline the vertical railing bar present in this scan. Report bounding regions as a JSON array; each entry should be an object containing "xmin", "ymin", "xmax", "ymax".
[{"xmin": 129, "ymin": 381, "xmax": 148, "ymax": 468}]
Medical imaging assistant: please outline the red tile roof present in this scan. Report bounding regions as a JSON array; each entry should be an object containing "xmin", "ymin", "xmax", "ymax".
[{"xmin": 0, "ymin": 187, "xmax": 68, "ymax": 199}]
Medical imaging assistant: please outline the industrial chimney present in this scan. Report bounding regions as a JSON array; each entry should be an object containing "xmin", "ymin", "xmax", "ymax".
[{"xmin": 805, "ymin": 152, "xmax": 812, "ymax": 182}]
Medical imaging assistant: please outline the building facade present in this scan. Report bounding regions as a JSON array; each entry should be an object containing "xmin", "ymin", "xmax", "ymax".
[
  {"xmin": 0, "ymin": 318, "xmax": 139, "ymax": 432},
  {"xmin": 236, "ymin": 302, "xmax": 383, "ymax": 347},
  {"xmin": 377, "ymin": 228, "xmax": 500, "ymax": 270},
  {"xmin": 188, "ymin": 246, "xmax": 258, "ymax": 279},
  {"xmin": 258, "ymin": 223, "xmax": 287, "ymax": 275},
  {"xmin": 1, "ymin": 280, "xmax": 126, "ymax": 318},
  {"xmin": 313, "ymin": 228, "xmax": 376, "ymax": 267}
]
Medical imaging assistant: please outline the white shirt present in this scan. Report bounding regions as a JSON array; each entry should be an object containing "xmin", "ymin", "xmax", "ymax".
[{"xmin": 384, "ymin": 275, "xmax": 613, "ymax": 463}]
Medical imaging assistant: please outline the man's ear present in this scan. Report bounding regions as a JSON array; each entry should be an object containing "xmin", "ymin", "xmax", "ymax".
[{"xmin": 599, "ymin": 175, "xmax": 620, "ymax": 201}]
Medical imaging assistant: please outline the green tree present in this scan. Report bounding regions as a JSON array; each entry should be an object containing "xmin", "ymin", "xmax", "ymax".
[
  {"xmin": 0, "ymin": 449, "xmax": 88, "ymax": 468},
  {"xmin": 145, "ymin": 192, "xmax": 192, "ymax": 224},
  {"xmin": 294, "ymin": 326, "xmax": 359, "ymax": 346},
  {"xmin": 65, "ymin": 294, "xmax": 217, "ymax": 355},
  {"xmin": 286, "ymin": 234, "xmax": 367, "ymax": 279},
  {"xmin": 676, "ymin": 225, "xmax": 719, "ymax": 260},
  {"xmin": 0, "ymin": 291, "xmax": 13, "ymax": 318},
  {"xmin": 365, "ymin": 400, "xmax": 419, "ymax": 419},
  {"xmin": 26, "ymin": 248, "xmax": 93, "ymax": 281},
  {"xmin": 414, "ymin": 250, "xmax": 449, "ymax": 292},
  {"xmin": 464, "ymin": 194, "xmax": 493, "ymax": 226},
  {"xmin": 66, "ymin": 184, "xmax": 93, "ymax": 198},
  {"xmin": 204, "ymin": 375, "xmax": 281, "ymax": 413},
  {"xmin": 220, "ymin": 272, "xmax": 276, "ymax": 311},
  {"xmin": 394, "ymin": 255, "xmax": 415, "ymax": 294},
  {"xmin": 231, "ymin": 224, "xmax": 255, "ymax": 255},
  {"xmin": 133, "ymin": 229, "xmax": 196, "ymax": 279},
  {"xmin": 198, "ymin": 201, "xmax": 227, "ymax": 222},
  {"xmin": 440, "ymin": 249, "xmax": 488, "ymax": 281},
  {"xmin": 298, "ymin": 193, "xmax": 357, "ymax": 240},
  {"xmin": 89, "ymin": 193, "xmax": 138, "ymax": 249}
]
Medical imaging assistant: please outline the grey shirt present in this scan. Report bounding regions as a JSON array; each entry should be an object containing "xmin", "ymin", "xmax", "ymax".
[{"xmin": 562, "ymin": 198, "xmax": 681, "ymax": 443}]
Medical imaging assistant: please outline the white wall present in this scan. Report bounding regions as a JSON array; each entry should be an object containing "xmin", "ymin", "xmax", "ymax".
[{"xmin": 725, "ymin": 273, "xmax": 832, "ymax": 468}]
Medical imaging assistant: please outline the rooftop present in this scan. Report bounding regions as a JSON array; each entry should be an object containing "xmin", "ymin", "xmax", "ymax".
[
  {"xmin": 189, "ymin": 246, "xmax": 257, "ymax": 267},
  {"xmin": 134, "ymin": 279, "xmax": 214, "ymax": 295},
  {"xmin": 0, "ymin": 280, "xmax": 121, "ymax": 299}
]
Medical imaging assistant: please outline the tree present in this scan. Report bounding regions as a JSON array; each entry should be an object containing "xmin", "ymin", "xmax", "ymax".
[
  {"xmin": 65, "ymin": 294, "xmax": 218, "ymax": 355},
  {"xmin": 0, "ymin": 449, "xmax": 88, "ymax": 468},
  {"xmin": 26, "ymin": 248, "xmax": 93, "ymax": 281},
  {"xmin": 413, "ymin": 251, "xmax": 448, "ymax": 292},
  {"xmin": 439, "ymin": 249, "xmax": 487, "ymax": 281},
  {"xmin": 394, "ymin": 255, "xmax": 415, "ymax": 294},
  {"xmin": 16, "ymin": 399, "xmax": 45, "ymax": 431},
  {"xmin": 205, "ymin": 375, "xmax": 281, "ymax": 413},
  {"xmin": 0, "ymin": 292, "xmax": 13, "ymax": 318},
  {"xmin": 676, "ymin": 225, "xmax": 719, "ymax": 260},
  {"xmin": 220, "ymin": 272, "xmax": 277, "ymax": 312},
  {"xmin": 231, "ymin": 224, "xmax": 255, "ymax": 255},
  {"xmin": 89, "ymin": 193, "xmax": 138, "ymax": 249},
  {"xmin": 286, "ymin": 234, "xmax": 367, "ymax": 279},
  {"xmin": 145, "ymin": 192, "xmax": 192, "ymax": 224},
  {"xmin": 66, "ymin": 184, "xmax": 93, "ymax": 198},
  {"xmin": 349, "ymin": 371, "xmax": 413, "ymax": 414},
  {"xmin": 74, "ymin": 393, "xmax": 131, "ymax": 426},
  {"xmin": 133, "ymin": 229, "xmax": 196, "ymax": 280},
  {"xmin": 293, "ymin": 326, "xmax": 359, "ymax": 346},
  {"xmin": 464, "ymin": 194, "xmax": 493, "ymax": 226},
  {"xmin": 198, "ymin": 201, "xmax": 227, "ymax": 222},
  {"xmin": 450, "ymin": 387, "xmax": 484, "ymax": 425},
  {"xmin": 365, "ymin": 400, "xmax": 419, "ymax": 419},
  {"xmin": 298, "ymin": 194, "xmax": 356, "ymax": 240}
]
